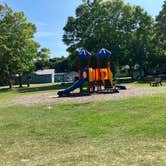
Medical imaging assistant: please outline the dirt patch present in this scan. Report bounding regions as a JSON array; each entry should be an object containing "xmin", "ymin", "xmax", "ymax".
[{"xmin": 10, "ymin": 86, "xmax": 166, "ymax": 106}]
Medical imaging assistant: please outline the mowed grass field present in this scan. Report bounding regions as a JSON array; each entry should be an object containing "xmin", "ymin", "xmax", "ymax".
[{"xmin": 0, "ymin": 83, "xmax": 166, "ymax": 165}]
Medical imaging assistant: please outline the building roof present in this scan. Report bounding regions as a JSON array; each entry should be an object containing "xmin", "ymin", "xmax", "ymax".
[
  {"xmin": 54, "ymin": 73, "xmax": 66, "ymax": 76},
  {"xmin": 34, "ymin": 69, "xmax": 55, "ymax": 75}
]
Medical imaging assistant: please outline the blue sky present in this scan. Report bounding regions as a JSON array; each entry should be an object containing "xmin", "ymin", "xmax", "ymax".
[{"xmin": 0, "ymin": 0, "xmax": 165, "ymax": 58}]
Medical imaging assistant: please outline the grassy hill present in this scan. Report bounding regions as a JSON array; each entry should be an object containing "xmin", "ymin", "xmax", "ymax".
[{"xmin": 0, "ymin": 83, "xmax": 166, "ymax": 165}]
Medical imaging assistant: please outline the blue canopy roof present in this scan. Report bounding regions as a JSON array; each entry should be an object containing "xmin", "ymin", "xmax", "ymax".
[
  {"xmin": 78, "ymin": 49, "xmax": 91, "ymax": 58},
  {"xmin": 97, "ymin": 48, "xmax": 112, "ymax": 57}
]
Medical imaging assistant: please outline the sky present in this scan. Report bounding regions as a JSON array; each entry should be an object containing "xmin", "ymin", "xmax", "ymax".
[{"xmin": 0, "ymin": 0, "xmax": 165, "ymax": 58}]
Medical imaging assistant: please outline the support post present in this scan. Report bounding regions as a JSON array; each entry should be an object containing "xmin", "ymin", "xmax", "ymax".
[
  {"xmin": 78, "ymin": 58, "xmax": 83, "ymax": 94},
  {"xmin": 88, "ymin": 57, "xmax": 91, "ymax": 94}
]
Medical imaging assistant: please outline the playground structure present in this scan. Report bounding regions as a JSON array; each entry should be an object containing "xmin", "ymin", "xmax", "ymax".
[{"xmin": 57, "ymin": 48, "xmax": 118, "ymax": 97}]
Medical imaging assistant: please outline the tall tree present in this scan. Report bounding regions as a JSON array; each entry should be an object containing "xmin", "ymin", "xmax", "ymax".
[
  {"xmin": 0, "ymin": 3, "xmax": 39, "ymax": 88},
  {"xmin": 126, "ymin": 6, "xmax": 154, "ymax": 76},
  {"xmin": 63, "ymin": 0, "xmax": 154, "ymax": 76},
  {"xmin": 156, "ymin": 0, "xmax": 166, "ymax": 51},
  {"xmin": 154, "ymin": 0, "xmax": 166, "ymax": 67}
]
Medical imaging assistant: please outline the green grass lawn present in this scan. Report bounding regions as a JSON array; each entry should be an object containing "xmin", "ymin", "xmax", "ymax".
[{"xmin": 0, "ymin": 83, "xmax": 166, "ymax": 165}]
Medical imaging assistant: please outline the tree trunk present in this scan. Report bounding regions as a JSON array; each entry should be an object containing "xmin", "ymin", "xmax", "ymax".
[
  {"xmin": 138, "ymin": 66, "xmax": 145, "ymax": 80},
  {"xmin": 5, "ymin": 64, "xmax": 13, "ymax": 89},
  {"xmin": 18, "ymin": 74, "xmax": 23, "ymax": 88},
  {"xmin": 27, "ymin": 76, "xmax": 31, "ymax": 87},
  {"xmin": 27, "ymin": 81, "xmax": 30, "ymax": 87},
  {"xmin": 8, "ymin": 78, "xmax": 13, "ymax": 89},
  {"xmin": 129, "ymin": 64, "xmax": 134, "ymax": 79}
]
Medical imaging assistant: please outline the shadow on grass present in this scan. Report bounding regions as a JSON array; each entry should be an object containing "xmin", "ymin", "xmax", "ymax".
[
  {"xmin": 0, "ymin": 83, "xmax": 73, "ymax": 94},
  {"xmin": 114, "ymin": 77, "xmax": 134, "ymax": 84},
  {"xmin": 18, "ymin": 83, "xmax": 73, "ymax": 93},
  {"xmin": 0, "ymin": 88, "xmax": 12, "ymax": 93}
]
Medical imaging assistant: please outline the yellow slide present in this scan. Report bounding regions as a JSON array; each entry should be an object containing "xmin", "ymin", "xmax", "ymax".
[
  {"xmin": 100, "ymin": 69, "xmax": 105, "ymax": 85},
  {"xmin": 107, "ymin": 68, "xmax": 113, "ymax": 87},
  {"xmin": 88, "ymin": 68, "xmax": 94, "ymax": 82}
]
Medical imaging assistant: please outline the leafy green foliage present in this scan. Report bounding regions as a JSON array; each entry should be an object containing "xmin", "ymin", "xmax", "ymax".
[
  {"xmin": 35, "ymin": 47, "xmax": 51, "ymax": 70},
  {"xmin": 63, "ymin": 0, "xmax": 156, "ymax": 74},
  {"xmin": 49, "ymin": 56, "xmax": 70, "ymax": 72},
  {"xmin": 154, "ymin": 1, "xmax": 166, "ymax": 64},
  {"xmin": 0, "ymin": 3, "xmax": 39, "ymax": 87}
]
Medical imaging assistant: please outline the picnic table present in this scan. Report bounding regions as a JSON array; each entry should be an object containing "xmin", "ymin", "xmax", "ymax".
[{"xmin": 150, "ymin": 77, "xmax": 162, "ymax": 86}]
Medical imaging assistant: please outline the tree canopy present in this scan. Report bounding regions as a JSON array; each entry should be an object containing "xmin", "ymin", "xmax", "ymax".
[
  {"xmin": 155, "ymin": 1, "xmax": 166, "ymax": 58},
  {"xmin": 63, "ymin": 0, "xmax": 164, "ymax": 76},
  {"xmin": 0, "ymin": 3, "xmax": 50, "ymax": 87},
  {"xmin": 35, "ymin": 47, "xmax": 51, "ymax": 70}
]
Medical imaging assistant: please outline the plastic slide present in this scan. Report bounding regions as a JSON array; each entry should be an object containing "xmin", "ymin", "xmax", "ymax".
[
  {"xmin": 107, "ymin": 68, "xmax": 113, "ymax": 86},
  {"xmin": 100, "ymin": 70, "xmax": 105, "ymax": 85},
  {"xmin": 88, "ymin": 68, "xmax": 94, "ymax": 82},
  {"xmin": 57, "ymin": 78, "xmax": 85, "ymax": 96}
]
